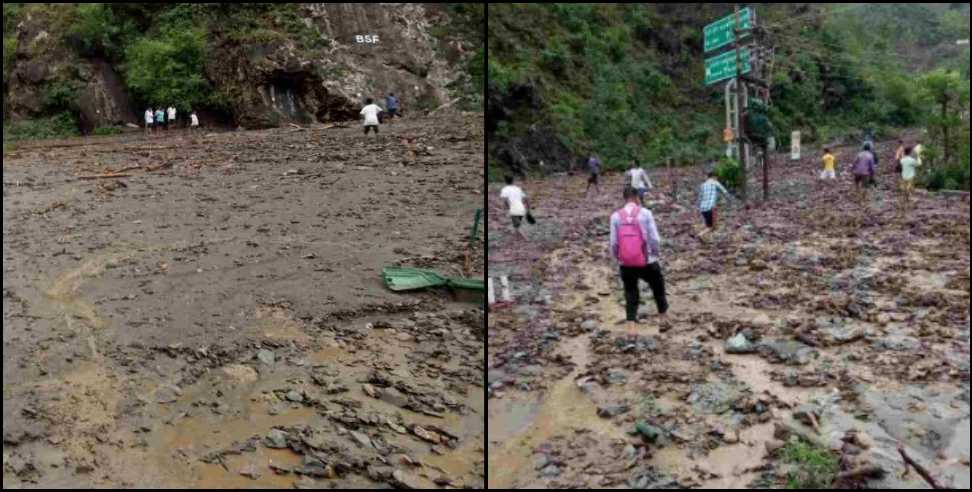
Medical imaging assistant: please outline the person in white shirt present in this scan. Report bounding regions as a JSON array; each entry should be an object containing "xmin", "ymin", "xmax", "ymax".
[
  {"xmin": 144, "ymin": 108, "xmax": 154, "ymax": 136},
  {"xmin": 189, "ymin": 111, "xmax": 199, "ymax": 131},
  {"xmin": 360, "ymin": 98, "xmax": 383, "ymax": 139},
  {"xmin": 625, "ymin": 163, "xmax": 653, "ymax": 203},
  {"xmin": 499, "ymin": 175, "xmax": 530, "ymax": 240},
  {"xmin": 167, "ymin": 106, "xmax": 177, "ymax": 130}
]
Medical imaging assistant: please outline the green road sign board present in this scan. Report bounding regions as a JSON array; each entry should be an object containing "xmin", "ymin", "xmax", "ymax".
[
  {"xmin": 704, "ymin": 8, "xmax": 752, "ymax": 53},
  {"xmin": 704, "ymin": 48, "xmax": 752, "ymax": 86}
]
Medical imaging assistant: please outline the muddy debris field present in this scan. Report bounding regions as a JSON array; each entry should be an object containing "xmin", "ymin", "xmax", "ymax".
[
  {"xmin": 487, "ymin": 139, "xmax": 970, "ymax": 489},
  {"xmin": 3, "ymin": 113, "xmax": 485, "ymax": 489}
]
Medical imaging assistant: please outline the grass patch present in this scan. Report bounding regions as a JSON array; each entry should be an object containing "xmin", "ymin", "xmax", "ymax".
[
  {"xmin": 3, "ymin": 113, "xmax": 80, "ymax": 142},
  {"xmin": 782, "ymin": 440, "xmax": 839, "ymax": 490},
  {"xmin": 92, "ymin": 125, "xmax": 125, "ymax": 136}
]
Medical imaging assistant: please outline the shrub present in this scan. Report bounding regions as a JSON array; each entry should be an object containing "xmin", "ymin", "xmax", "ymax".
[
  {"xmin": 41, "ymin": 80, "xmax": 82, "ymax": 113},
  {"xmin": 3, "ymin": 113, "xmax": 79, "ymax": 142},
  {"xmin": 92, "ymin": 125, "xmax": 125, "ymax": 136},
  {"xmin": 714, "ymin": 157, "xmax": 742, "ymax": 191},
  {"xmin": 782, "ymin": 440, "xmax": 839, "ymax": 490},
  {"xmin": 3, "ymin": 37, "xmax": 16, "ymax": 84}
]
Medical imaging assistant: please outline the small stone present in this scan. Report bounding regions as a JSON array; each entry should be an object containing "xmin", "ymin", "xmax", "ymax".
[
  {"xmin": 413, "ymin": 426, "xmax": 441, "ymax": 444},
  {"xmin": 350, "ymin": 431, "xmax": 372, "ymax": 448},
  {"xmin": 257, "ymin": 349, "xmax": 276, "ymax": 365},
  {"xmin": 597, "ymin": 405, "xmax": 630, "ymax": 418},
  {"xmin": 363, "ymin": 384, "xmax": 380, "ymax": 398},
  {"xmin": 240, "ymin": 463, "xmax": 261, "ymax": 480},
  {"xmin": 265, "ymin": 429, "xmax": 289, "ymax": 449},
  {"xmin": 726, "ymin": 333, "xmax": 756, "ymax": 354},
  {"xmin": 286, "ymin": 391, "xmax": 304, "ymax": 403},
  {"xmin": 156, "ymin": 384, "xmax": 182, "ymax": 404},
  {"xmin": 393, "ymin": 469, "xmax": 436, "ymax": 489}
]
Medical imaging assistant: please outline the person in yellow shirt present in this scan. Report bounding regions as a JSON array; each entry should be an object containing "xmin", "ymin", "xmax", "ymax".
[{"xmin": 820, "ymin": 148, "xmax": 836, "ymax": 180}]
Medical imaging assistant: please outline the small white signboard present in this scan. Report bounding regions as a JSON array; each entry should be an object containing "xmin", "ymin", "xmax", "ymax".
[{"xmin": 791, "ymin": 131, "xmax": 801, "ymax": 161}]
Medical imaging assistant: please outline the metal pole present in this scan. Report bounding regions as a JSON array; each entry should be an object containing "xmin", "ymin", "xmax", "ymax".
[{"xmin": 734, "ymin": 5, "xmax": 748, "ymax": 202}]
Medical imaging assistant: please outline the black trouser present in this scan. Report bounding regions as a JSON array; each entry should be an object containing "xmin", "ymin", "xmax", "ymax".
[{"xmin": 620, "ymin": 263, "xmax": 668, "ymax": 322}]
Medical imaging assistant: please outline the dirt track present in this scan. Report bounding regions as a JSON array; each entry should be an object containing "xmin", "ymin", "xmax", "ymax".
[
  {"xmin": 487, "ymin": 141, "xmax": 970, "ymax": 489},
  {"xmin": 3, "ymin": 113, "xmax": 485, "ymax": 488}
]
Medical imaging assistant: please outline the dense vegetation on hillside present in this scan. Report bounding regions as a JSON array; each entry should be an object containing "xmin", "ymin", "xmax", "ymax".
[
  {"xmin": 3, "ymin": 3, "xmax": 483, "ymax": 142},
  {"xmin": 488, "ymin": 3, "xmax": 970, "ymax": 189}
]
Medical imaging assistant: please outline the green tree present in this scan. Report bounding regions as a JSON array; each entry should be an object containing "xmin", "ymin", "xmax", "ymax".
[
  {"xmin": 124, "ymin": 28, "xmax": 211, "ymax": 112},
  {"xmin": 920, "ymin": 69, "xmax": 969, "ymax": 166}
]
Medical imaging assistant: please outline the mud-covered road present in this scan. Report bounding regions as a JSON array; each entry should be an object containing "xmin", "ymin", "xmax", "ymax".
[
  {"xmin": 487, "ymin": 141, "xmax": 969, "ymax": 489},
  {"xmin": 3, "ymin": 112, "xmax": 485, "ymax": 489}
]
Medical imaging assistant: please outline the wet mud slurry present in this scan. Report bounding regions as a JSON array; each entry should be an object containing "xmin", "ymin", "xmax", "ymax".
[
  {"xmin": 3, "ymin": 112, "xmax": 485, "ymax": 488},
  {"xmin": 488, "ymin": 140, "xmax": 970, "ymax": 489}
]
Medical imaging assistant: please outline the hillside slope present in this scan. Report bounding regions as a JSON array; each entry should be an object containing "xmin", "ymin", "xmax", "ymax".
[
  {"xmin": 3, "ymin": 3, "xmax": 483, "ymax": 133},
  {"xmin": 487, "ymin": 3, "xmax": 969, "ymax": 177}
]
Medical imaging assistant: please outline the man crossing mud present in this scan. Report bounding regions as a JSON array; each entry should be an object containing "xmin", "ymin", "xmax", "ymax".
[
  {"xmin": 361, "ymin": 98, "xmax": 383, "ymax": 140},
  {"xmin": 625, "ymin": 162, "xmax": 652, "ymax": 204},
  {"xmin": 167, "ymin": 105, "xmax": 177, "ymax": 131},
  {"xmin": 897, "ymin": 146, "xmax": 922, "ymax": 214},
  {"xmin": 144, "ymin": 108, "xmax": 154, "ymax": 136},
  {"xmin": 852, "ymin": 143, "xmax": 877, "ymax": 203},
  {"xmin": 385, "ymin": 93, "xmax": 400, "ymax": 124},
  {"xmin": 499, "ymin": 175, "xmax": 530, "ymax": 240},
  {"xmin": 610, "ymin": 186, "xmax": 668, "ymax": 327},
  {"xmin": 820, "ymin": 148, "xmax": 837, "ymax": 181},
  {"xmin": 154, "ymin": 107, "xmax": 165, "ymax": 135},
  {"xmin": 585, "ymin": 154, "xmax": 602, "ymax": 197},
  {"xmin": 697, "ymin": 171, "xmax": 732, "ymax": 239}
]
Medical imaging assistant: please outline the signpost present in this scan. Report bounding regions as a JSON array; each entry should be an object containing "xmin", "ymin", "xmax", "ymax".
[
  {"xmin": 704, "ymin": 7, "xmax": 753, "ymax": 52},
  {"xmin": 705, "ymin": 48, "xmax": 752, "ymax": 86},
  {"xmin": 791, "ymin": 131, "xmax": 801, "ymax": 161}
]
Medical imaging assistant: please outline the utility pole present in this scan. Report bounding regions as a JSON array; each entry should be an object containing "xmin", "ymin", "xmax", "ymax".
[{"xmin": 734, "ymin": 4, "xmax": 748, "ymax": 202}]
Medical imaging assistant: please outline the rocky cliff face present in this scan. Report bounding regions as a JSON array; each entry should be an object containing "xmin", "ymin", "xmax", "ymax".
[{"xmin": 5, "ymin": 3, "xmax": 478, "ymax": 131}]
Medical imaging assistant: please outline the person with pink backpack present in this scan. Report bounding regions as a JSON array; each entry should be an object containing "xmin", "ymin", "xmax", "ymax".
[{"xmin": 609, "ymin": 187, "xmax": 669, "ymax": 325}]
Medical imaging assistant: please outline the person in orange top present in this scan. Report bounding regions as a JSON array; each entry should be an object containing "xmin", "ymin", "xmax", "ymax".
[{"xmin": 820, "ymin": 148, "xmax": 836, "ymax": 180}]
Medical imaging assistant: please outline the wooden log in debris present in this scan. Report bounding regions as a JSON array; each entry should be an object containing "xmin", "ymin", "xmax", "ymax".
[
  {"xmin": 78, "ymin": 174, "xmax": 131, "ymax": 180},
  {"xmin": 898, "ymin": 446, "xmax": 947, "ymax": 489}
]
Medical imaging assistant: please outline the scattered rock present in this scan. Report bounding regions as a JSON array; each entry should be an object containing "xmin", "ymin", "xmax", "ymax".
[
  {"xmin": 392, "ymin": 469, "xmax": 436, "ymax": 489},
  {"xmin": 597, "ymin": 404, "xmax": 630, "ymax": 418},
  {"xmin": 221, "ymin": 364, "xmax": 259, "ymax": 385},
  {"xmin": 286, "ymin": 390, "xmax": 304, "ymax": 403},
  {"xmin": 412, "ymin": 426, "xmax": 441, "ymax": 444},
  {"xmin": 350, "ymin": 431, "xmax": 373, "ymax": 448},
  {"xmin": 155, "ymin": 384, "xmax": 183, "ymax": 404},
  {"xmin": 726, "ymin": 333, "xmax": 757, "ymax": 354},
  {"xmin": 363, "ymin": 384, "xmax": 381, "ymax": 398},
  {"xmin": 265, "ymin": 429, "xmax": 289, "ymax": 449},
  {"xmin": 257, "ymin": 349, "xmax": 276, "ymax": 365}
]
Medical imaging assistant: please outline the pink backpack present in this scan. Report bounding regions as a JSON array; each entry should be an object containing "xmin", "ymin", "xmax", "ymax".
[{"xmin": 617, "ymin": 206, "xmax": 647, "ymax": 267}]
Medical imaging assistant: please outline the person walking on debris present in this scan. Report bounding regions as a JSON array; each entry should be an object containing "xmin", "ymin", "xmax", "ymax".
[
  {"xmin": 385, "ymin": 93, "xmax": 400, "ymax": 124},
  {"xmin": 144, "ymin": 108, "xmax": 154, "ymax": 136},
  {"xmin": 820, "ymin": 148, "xmax": 837, "ymax": 181},
  {"xmin": 500, "ymin": 175, "xmax": 530, "ymax": 240},
  {"xmin": 610, "ymin": 186, "xmax": 668, "ymax": 327},
  {"xmin": 625, "ymin": 162, "xmax": 652, "ymax": 203},
  {"xmin": 154, "ymin": 107, "xmax": 166, "ymax": 135},
  {"xmin": 895, "ymin": 139, "xmax": 906, "ymax": 168},
  {"xmin": 897, "ymin": 146, "xmax": 921, "ymax": 212},
  {"xmin": 167, "ymin": 106, "xmax": 177, "ymax": 131},
  {"xmin": 585, "ymin": 154, "xmax": 602, "ymax": 197},
  {"xmin": 361, "ymin": 98, "xmax": 383, "ymax": 140},
  {"xmin": 852, "ymin": 143, "xmax": 877, "ymax": 203},
  {"xmin": 697, "ymin": 171, "xmax": 732, "ymax": 239},
  {"xmin": 190, "ymin": 111, "xmax": 200, "ymax": 131}
]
